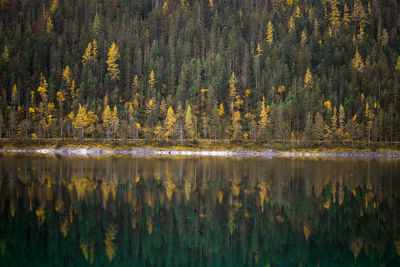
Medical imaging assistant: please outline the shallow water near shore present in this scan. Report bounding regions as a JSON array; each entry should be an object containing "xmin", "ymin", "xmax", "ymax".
[{"xmin": 0, "ymin": 155, "xmax": 399, "ymax": 266}]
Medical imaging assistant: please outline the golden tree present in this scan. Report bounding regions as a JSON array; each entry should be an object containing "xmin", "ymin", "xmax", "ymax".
[
  {"xmin": 343, "ymin": 4, "xmax": 351, "ymax": 26},
  {"xmin": 1, "ymin": 45, "xmax": 9, "ymax": 63},
  {"xmin": 300, "ymin": 29, "xmax": 307, "ymax": 47},
  {"xmin": 102, "ymin": 105, "xmax": 113, "ymax": 138},
  {"xmin": 339, "ymin": 104, "xmax": 345, "ymax": 132},
  {"xmin": 229, "ymin": 72, "xmax": 242, "ymax": 112},
  {"xmin": 288, "ymin": 16, "xmax": 295, "ymax": 33},
  {"xmin": 258, "ymin": 96, "xmax": 271, "ymax": 140},
  {"xmin": 111, "ymin": 106, "xmax": 119, "ymax": 139},
  {"xmin": 50, "ymin": 0, "xmax": 58, "ymax": 13},
  {"xmin": 329, "ymin": 0, "xmax": 340, "ymax": 34},
  {"xmin": 185, "ymin": 104, "xmax": 195, "ymax": 139},
  {"xmin": 82, "ymin": 42, "xmax": 93, "ymax": 65},
  {"xmin": 72, "ymin": 104, "xmax": 88, "ymax": 138},
  {"xmin": 106, "ymin": 42, "xmax": 120, "ymax": 81},
  {"xmin": 396, "ymin": 56, "xmax": 400, "ymax": 71},
  {"xmin": 352, "ymin": 49, "xmax": 364, "ymax": 72},
  {"xmin": 304, "ymin": 67, "xmax": 313, "ymax": 89},
  {"xmin": 231, "ymin": 110, "xmax": 242, "ymax": 140},
  {"xmin": 46, "ymin": 17, "xmax": 54, "ymax": 33},
  {"xmin": 92, "ymin": 39, "xmax": 98, "ymax": 59},
  {"xmin": 148, "ymin": 70, "xmax": 156, "ymax": 96},
  {"xmin": 266, "ymin": 21, "xmax": 274, "ymax": 46},
  {"xmin": 165, "ymin": 106, "xmax": 177, "ymax": 140}
]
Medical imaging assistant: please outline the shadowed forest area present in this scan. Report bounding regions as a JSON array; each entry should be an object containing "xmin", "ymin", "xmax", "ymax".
[{"xmin": 1, "ymin": 0, "xmax": 400, "ymax": 146}]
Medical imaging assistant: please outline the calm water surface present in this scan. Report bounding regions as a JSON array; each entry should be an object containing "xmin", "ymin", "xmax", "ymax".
[{"xmin": 0, "ymin": 155, "xmax": 399, "ymax": 266}]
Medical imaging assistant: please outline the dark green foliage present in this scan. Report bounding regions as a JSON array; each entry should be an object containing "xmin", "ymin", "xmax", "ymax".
[{"xmin": 0, "ymin": 0, "xmax": 400, "ymax": 142}]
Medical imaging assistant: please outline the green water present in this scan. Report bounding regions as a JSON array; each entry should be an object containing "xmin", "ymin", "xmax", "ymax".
[{"xmin": 0, "ymin": 155, "xmax": 399, "ymax": 266}]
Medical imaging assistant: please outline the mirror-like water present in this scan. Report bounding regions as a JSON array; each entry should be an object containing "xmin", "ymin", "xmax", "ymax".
[{"xmin": 0, "ymin": 155, "xmax": 399, "ymax": 266}]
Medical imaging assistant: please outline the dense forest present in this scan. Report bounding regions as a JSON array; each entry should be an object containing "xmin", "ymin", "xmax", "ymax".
[{"xmin": 1, "ymin": 0, "xmax": 400, "ymax": 143}]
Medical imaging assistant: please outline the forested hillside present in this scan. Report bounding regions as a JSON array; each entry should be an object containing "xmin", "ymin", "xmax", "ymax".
[{"xmin": 1, "ymin": 0, "xmax": 400, "ymax": 143}]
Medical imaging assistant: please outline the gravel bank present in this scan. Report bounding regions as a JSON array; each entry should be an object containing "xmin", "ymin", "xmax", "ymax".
[{"xmin": 1, "ymin": 147, "xmax": 400, "ymax": 159}]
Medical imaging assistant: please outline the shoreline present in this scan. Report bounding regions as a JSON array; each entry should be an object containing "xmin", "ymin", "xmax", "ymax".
[{"xmin": 1, "ymin": 146, "xmax": 400, "ymax": 159}]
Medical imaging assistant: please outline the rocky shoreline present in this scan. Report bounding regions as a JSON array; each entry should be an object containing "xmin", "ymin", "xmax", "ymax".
[{"xmin": 1, "ymin": 146, "xmax": 400, "ymax": 159}]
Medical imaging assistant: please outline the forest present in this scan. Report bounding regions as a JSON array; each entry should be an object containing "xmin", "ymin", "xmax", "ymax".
[{"xmin": 1, "ymin": 0, "xmax": 400, "ymax": 144}]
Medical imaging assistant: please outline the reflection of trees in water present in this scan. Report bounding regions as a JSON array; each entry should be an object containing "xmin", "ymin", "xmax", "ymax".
[{"xmin": 0, "ymin": 156, "xmax": 399, "ymax": 265}]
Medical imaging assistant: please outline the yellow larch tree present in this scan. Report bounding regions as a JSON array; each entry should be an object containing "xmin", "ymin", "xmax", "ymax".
[
  {"xmin": 339, "ymin": 104, "xmax": 345, "ymax": 132},
  {"xmin": 102, "ymin": 105, "xmax": 113, "ymax": 138},
  {"xmin": 165, "ymin": 106, "xmax": 177, "ymax": 140},
  {"xmin": 82, "ymin": 42, "xmax": 93, "ymax": 65},
  {"xmin": 288, "ymin": 16, "xmax": 295, "ymax": 33},
  {"xmin": 218, "ymin": 103, "xmax": 225, "ymax": 117},
  {"xmin": 106, "ymin": 42, "xmax": 120, "ymax": 81},
  {"xmin": 395, "ymin": 56, "xmax": 400, "ymax": 71},
  {"xmin": 329, "ymin": 0, "xmax": 341, "ymax": 35},
  {"xmin": 343, "ymin": 4, "xmax": 351, "ymax": 26},
  {"xmin": 92, "ymin": 39, "xmax": 98, "ymax": 59},
  {"xmin": 229, "ymin": 72, "xmax": 243, "ymax": 113},
  {"xmin": 295, "ymin": 6, "xmax": 301, "ymax": 18},
  {"xmin": 258, "ymin": 96, "xmax": 271, "ymax": 140},
  {"xmin": 56, "ymin": 90, "xmax": 65, "ymax": 138},
  {"xmin": 1, "ymin": 45, "xmax": 9, "ymax": 63},
  {"xmin": 72, "ymin": 104, "xmax": 88, "ymax": 138},
  {"xmin": 46, "ymin": 17, "xmax": 54, "ymax": 33},
  {"xmin": 111, "ymin": 106, "xmax": 119, "ymax": 139},
  {"xmin": 352, "ymin": 49, "xmax": 364, "ymax": 72},
  {"xmin": 304, "ymin": 67, "xmax": 313, "ymax": 89},
  {"xmin": 50, "ymin": 0, "xmax": 58, "ymax": 13},
  {"xmin": 148, "ymin": 70, "xmax": 156, "ymax": 96},
  {"xmin": 300, "ymin": 29, "xmax": 307, "ymax": 47},
  {"xmin": 231, "ymin": 110, "xmax": 242, "ymax": 140},
  {"xmin": 185, "ymin": 104, "xmax": 195, "ymax": 139},
  {"xmin": 266, "ymin": 21, "xmax": 274, "ymax": 46}
]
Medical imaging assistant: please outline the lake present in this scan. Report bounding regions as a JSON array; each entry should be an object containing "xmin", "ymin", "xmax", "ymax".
[{"xmin": 0, "ymin": 155, "xmax": 399, "ymax": 266}]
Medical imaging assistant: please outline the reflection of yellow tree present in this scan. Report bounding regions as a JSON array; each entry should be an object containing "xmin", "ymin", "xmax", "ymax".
[
  {"xmin": 217, "ymin": 190, "xmax": 224, "ymax": 204},
  {"xmin": 147, "ymin": 216, "xmax": 153, "ymax": 234},
  {"xmin": 101, "ymin": 179, "xmax": 117, "ymax": 209},
  {"xmin": 165, "ymin": 180, "xmax": 176, "ymax": 201},
  {"xmin": 60, "ymin": 217, "xmax": 69, "ymax": 237},
  {"xmin": 350, "ymin": 238, "xmax": 363, "ymax": 260},
  {"xmin": 303, "ymin": 221, "xmax": 312, "ymax": 241},
  {"xmin": 80, "ymin": 239, "xmax": 95, "ymax": 263},
  {"xmin": 72, "ymin": 176, "xmax": 97, "ymax": 201},
  {"xmin": 36, "ymin": 207, "xmax": 46, "ymax": 227},
  {"xmin": 258, "ymin": 181, "xmax": 270, "ymax": 212},
  {"xmin": 104, "ymin": 225, "xmax": 118, "ymax": 261},
  {"xmin": 184, "ymin": 180, "xmax": 191, "ymax": 201}
]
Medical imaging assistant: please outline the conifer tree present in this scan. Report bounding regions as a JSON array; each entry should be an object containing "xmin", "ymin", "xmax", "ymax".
[
  {"xmin": 72, "ymin": 104, "xmax": 88, "ymax": 138},
  {"xmin": 1, "ymin": 45, "xmax": 9, "ymax": 63},
  {"xmin": 288, "ymin": 16, "xmax": 295, "ymax": 33},
  {"xmin": 266, "ymin": 21, "xmax": 274, "ymax": 46},
  {"xmin": 165, "ymin": 106, "xmax": 177, "ymax": 140},
  {"xmin": 304, "ymin": 68, "xmax": 313, "ymax": 89},
  {"xmin": 106, "ymin": 42, "xmax": 120, "ymax": 81},
  {"xmin": 185, "ymin": 105, "xmax": 195, "ymax": 139},
  {"xmin": 258, "ymin": 96, "xmax": 271, "ymax": 140},
  {"xmin": 352, "ymin": 49, "xmax": 364, "ymax": 72},
  {"xmin": 102, "ymin": 105, "xmax": 113, "ymax": 139}
]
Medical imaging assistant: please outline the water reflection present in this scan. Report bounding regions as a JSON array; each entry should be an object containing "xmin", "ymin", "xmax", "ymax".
[{"xmin": 0, "ymin": 155, "xmax": 399, "ymax": 266}]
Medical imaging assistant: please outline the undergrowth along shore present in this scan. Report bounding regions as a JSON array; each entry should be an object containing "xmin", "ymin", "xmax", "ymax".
[{"xmin": 1, "ymin": 138, "xmax": 399, "ymax": 153}]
